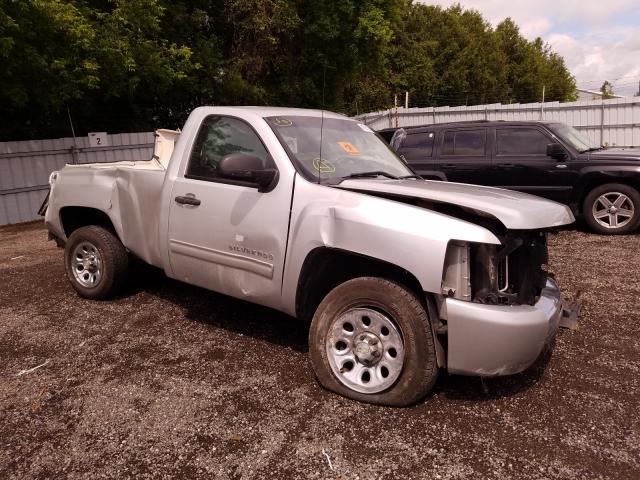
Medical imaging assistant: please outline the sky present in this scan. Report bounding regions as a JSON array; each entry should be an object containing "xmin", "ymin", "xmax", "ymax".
[{"xmin": 420, "ymin": 0, "xmax": 640, "ymax": 96}]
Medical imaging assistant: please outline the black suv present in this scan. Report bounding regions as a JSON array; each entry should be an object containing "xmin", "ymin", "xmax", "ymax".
[{"xmin": 380, "ymin": 121, "xmax": 640, "ymax": 234}]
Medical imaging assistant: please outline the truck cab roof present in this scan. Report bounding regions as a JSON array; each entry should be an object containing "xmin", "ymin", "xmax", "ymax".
[{"xmin": 194, "ymin": 105, "xmax": 349, "ymax": 121}]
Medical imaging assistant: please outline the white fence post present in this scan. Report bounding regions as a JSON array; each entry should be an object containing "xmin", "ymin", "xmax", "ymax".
[{"xmin": 600, "ymin": 101, "xmax": 605, "ymax": 146}]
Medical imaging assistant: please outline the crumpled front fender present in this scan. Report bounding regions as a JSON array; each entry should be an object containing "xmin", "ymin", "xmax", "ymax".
[{"xmin": 281, "ymin": 178, "xmax": 500, "ymax": 315}]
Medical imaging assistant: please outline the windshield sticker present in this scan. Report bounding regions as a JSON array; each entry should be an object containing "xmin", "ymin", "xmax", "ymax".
[
  {"xmin": 273, "ymin": 117, "xmax": 293, "ymax": 127},
  {"xmin": 338, "ymin": 141, "xmax": 361, "ymax": 155},
  {"xmin": 312, "ymin": 158, "xmax": 335, "ymax": 173},
  {"xmin": 357, "ymin": 123, "xmax": 374, "ymax": 133}
]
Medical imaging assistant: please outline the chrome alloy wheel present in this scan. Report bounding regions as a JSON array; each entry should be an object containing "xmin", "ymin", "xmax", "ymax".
[
  {"xmin": 592, "ymin": 192, "xmax": 635, "ymax": 229},
  {"xmin": 71, "ymin": 241, "xmax": 103, "ymax": 288},
  {"xmin": 326, "ymin": 308, "xmax": 405, "ymax": 394}
]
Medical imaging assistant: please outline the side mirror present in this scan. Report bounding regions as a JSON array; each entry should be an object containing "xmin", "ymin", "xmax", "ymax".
[
  {"xmin": 218, "ymin": 153, "xmax": 278, "ymax": 192},
  {"xmin": 547, "ymin": 143, "xmax": 568, "ymax": 161}
]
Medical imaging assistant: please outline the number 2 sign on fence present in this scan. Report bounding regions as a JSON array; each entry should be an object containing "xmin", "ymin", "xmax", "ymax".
[{"xmin": 88, "ymin": 132, "xmax": 109, "ymax": 147}]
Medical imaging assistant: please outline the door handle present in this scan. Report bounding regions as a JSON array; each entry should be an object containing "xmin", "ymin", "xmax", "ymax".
[
  {"xmin": 175, "ymin": 195, "xmax": 201, "ymax": 206},
  {"xmin": 442, "ymin": 164, "xmax": 457, "ymax": 169},
  {"xmin": 498, "ymin": 163, "xmax": 516, "ymax": 168}
]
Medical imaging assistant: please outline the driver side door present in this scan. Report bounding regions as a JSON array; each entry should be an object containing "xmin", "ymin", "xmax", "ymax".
[{"xmin": 167, "ymin": 115, "xmax": 293, "ymax": 308}]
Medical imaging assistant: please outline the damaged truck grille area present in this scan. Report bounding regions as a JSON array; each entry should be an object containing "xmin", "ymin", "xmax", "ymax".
[{"xmin": 472, "ymin": 232, "xmax": 549, "ymax": 306}]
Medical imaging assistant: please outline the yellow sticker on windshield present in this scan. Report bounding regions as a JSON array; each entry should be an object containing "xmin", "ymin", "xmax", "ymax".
[
  {"xmin": 313, "ymin": 158, "xmax": 335, "ymax": 173},
  {"xmin": 338, "ymin": 141, "xmax": 360, "ymax": 155}
]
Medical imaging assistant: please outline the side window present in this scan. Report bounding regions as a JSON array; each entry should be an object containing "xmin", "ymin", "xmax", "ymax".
[
  {"xmin": 496, "ymin": 128, "xmax": 550, "ymax": 155},
  {"xmin": 186, "ymin": 116, "xmax": 272, "ymax": 180},
  {"xmin": 441, "ymin": 129, "xmax": 485, "ymax": 156},
  {"xmin": 398, "ymin": 132, "xmax": 434, "ymax": 159}
]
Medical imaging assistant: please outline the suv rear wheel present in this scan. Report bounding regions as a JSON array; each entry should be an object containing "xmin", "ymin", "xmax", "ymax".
[
  {"xmin": 308, "ymin": 277, "xmax": 438, "ymax": 406},
  {"xmin": 583, "ymin": 183, "xmax": 640, "ymax": 234}
]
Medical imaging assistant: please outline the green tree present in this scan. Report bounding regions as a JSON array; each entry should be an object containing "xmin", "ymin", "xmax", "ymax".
[
  {"xmin": 0, "ymin": 0, "xmax": 201, "ymax": 139},
  {"xmin": 0, "ymin": 0, "xmax": 579, "ymax": 140},
  {"xmin": 495, "ymin": 18, "xmax": 576, "ymax": 104},
  {"xmin": 600, "ymin": 80, "xmax": 615, "ymax": 99}
]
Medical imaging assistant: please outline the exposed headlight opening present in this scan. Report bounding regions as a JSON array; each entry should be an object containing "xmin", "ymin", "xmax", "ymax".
[
  {"xmin": 443, "ymin": 232, "xmax": 550, "ymax": 306},
  {"xmin": 474, "ymin": 233, "xmax": 549, "ymax": 306}
]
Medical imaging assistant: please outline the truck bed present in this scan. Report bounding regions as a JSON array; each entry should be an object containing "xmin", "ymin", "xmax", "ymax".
[{"xmin": 45, "ymin": 130, "xmax": 179, "ymax": 268}]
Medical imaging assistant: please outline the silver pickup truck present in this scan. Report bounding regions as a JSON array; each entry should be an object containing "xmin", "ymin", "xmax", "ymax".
[{"xmin": 44, "ymin": 106, "xmax": 575, "ymax": 406}]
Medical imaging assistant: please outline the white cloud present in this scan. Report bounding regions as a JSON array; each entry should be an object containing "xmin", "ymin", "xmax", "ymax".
[
  {"xmin": 520, "ymin": 18, "xmax": 552, "ymax": 39},
  {"xmin": 419, "ymin": 0, "xmax": 639, "ymax": 31},
  {"xmin": 549, "ymin": 29, "xmax": 640, "ymax": 96},
  {"xmin": 417, "ymin": 0, "xmax": 640, "ymax": 96}
]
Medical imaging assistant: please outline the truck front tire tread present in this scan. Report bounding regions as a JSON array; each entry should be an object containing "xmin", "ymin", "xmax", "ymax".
[{"xmin": 309, "ymin": 277, "xmax": 438, "ymax": 407}]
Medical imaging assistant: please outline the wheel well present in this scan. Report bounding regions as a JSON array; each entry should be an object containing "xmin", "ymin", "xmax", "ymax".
[
  {"xmin": 60, "ymin": 207, "xmax": 117, "ymax": 238},
  {"xmin": 295, "ymin": 247, "xmax": 425, "ymax": 322},
  {"xmin": 577, "ymin": 177, "xmax": 640, "ymax": 212}
]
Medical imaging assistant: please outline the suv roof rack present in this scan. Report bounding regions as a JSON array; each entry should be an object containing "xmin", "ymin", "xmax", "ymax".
[{"xmin": 378, "ymin": 119, "xmax": 548, "ymax": 131}]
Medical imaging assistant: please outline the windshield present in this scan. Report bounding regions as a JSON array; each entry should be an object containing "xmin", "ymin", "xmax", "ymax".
[
  {"xmin": 265, "ymin": 115, "xmax": 414, "ymax": 182},
  {"xmin": 549, "ymin": 123, "xmax": 599, "ymax": 153}
]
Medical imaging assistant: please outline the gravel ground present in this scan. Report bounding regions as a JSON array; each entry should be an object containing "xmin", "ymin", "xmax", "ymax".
[{"xmin": 0, "ymin": 221, "xmax": 639, "ymax": 479}]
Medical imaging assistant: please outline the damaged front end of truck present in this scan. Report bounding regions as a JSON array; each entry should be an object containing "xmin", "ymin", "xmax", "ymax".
[
  {"xmin": 439, "ymin": 227, "xmax": 580, "ymax": 376},
  {"xmin": 336, "ymin": 178, "xmax": 580, "ymax": 377},
  {"xmin": 444, "ymin": 230, "xmax": 550, "ymax": 307}
]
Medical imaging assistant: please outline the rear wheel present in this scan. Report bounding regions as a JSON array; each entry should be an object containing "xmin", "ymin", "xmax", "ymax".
[
  {"xmin": 64, "ymin": 225, "xmax": 128, "ymax": 299},
  {"xmin": 309, "ymin": 277, "xmax": 438, "ymax": 406},
  {"xmin": 583, "ymin": 183, "xmax": 640, "ymax": 234}
]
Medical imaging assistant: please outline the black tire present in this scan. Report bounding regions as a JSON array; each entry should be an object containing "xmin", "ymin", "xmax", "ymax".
[
  {"xmin": 64, "ymin": 225, "xmax": 128, "ymax": 299},
  {"xmin": 583, "ymin": 183, "xmax": 640, "ymax": 235},
  {"xmin": 309, "ymin": 277, "xmax": 438, "ymax": 406}
]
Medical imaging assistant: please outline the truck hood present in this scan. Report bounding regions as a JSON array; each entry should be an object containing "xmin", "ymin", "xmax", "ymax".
[{"xmin": 336, "ymin": 179, "xmax": 575, "ymax": 230}]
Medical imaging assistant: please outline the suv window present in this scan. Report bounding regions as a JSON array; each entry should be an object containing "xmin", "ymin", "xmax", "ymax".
[
  {"xmin": 187, "ymin": 116, "xmax": 271, "ymax": 180},
  {"xmin": 399, "ymin": 132, "xmax": 434, "ymax": 159},
  {"xmin": 442, "ymin": 129, "xmax": 485, "ymax": 156},
  {"xmin": 497, "ymin": 128, "xmax": 550, "ymax": 155}
]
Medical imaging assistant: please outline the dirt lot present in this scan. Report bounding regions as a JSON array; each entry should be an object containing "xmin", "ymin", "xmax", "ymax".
[{"xmin": 0, "ymin": 222, "xmax": 639, "ymax": 479}]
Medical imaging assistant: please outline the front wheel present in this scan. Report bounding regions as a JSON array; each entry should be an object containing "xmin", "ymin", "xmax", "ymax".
[
  {"xmin": 583, "ymin": 183, "xmax": 640, "ymax": 234},
  {"xmin": 64, "ymin": 225, "xmax": 128, "ymax": 299},
  {"xmin": 309, "ymin": 277, "xmax": 438, "ymax": 406}
]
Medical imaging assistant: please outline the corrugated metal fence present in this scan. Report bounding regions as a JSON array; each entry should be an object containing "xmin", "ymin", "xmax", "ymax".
[
  {"xmin": 0, "ymin": 132, "xmax": 154, "ymax": 226},
  {"xmin": 3, "ymin": 97, "xmax": 639, "ymax": 226},
  {"xmin": 356, "ymin": 97, "xmax": 640, "ymax": 147}
]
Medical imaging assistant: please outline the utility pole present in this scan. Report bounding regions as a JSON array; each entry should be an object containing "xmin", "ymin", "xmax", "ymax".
[
  {"xmin": 541, "ymin": 85, "xmax": 546, "ymax": 119},
  {"xmin": 405, "ymin": 91, "xmax": 409, "ymax": 110},
  {"xmin": 67, "ymin": 106, "xmax": 79, "ymax": 165},
  {"xmin": 600, "ymin": 101, "xmax": 605, "ymax": 146},
  {"xmin": 394, "ymin": 94, "xmax": 399, "ymax": 128}
]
